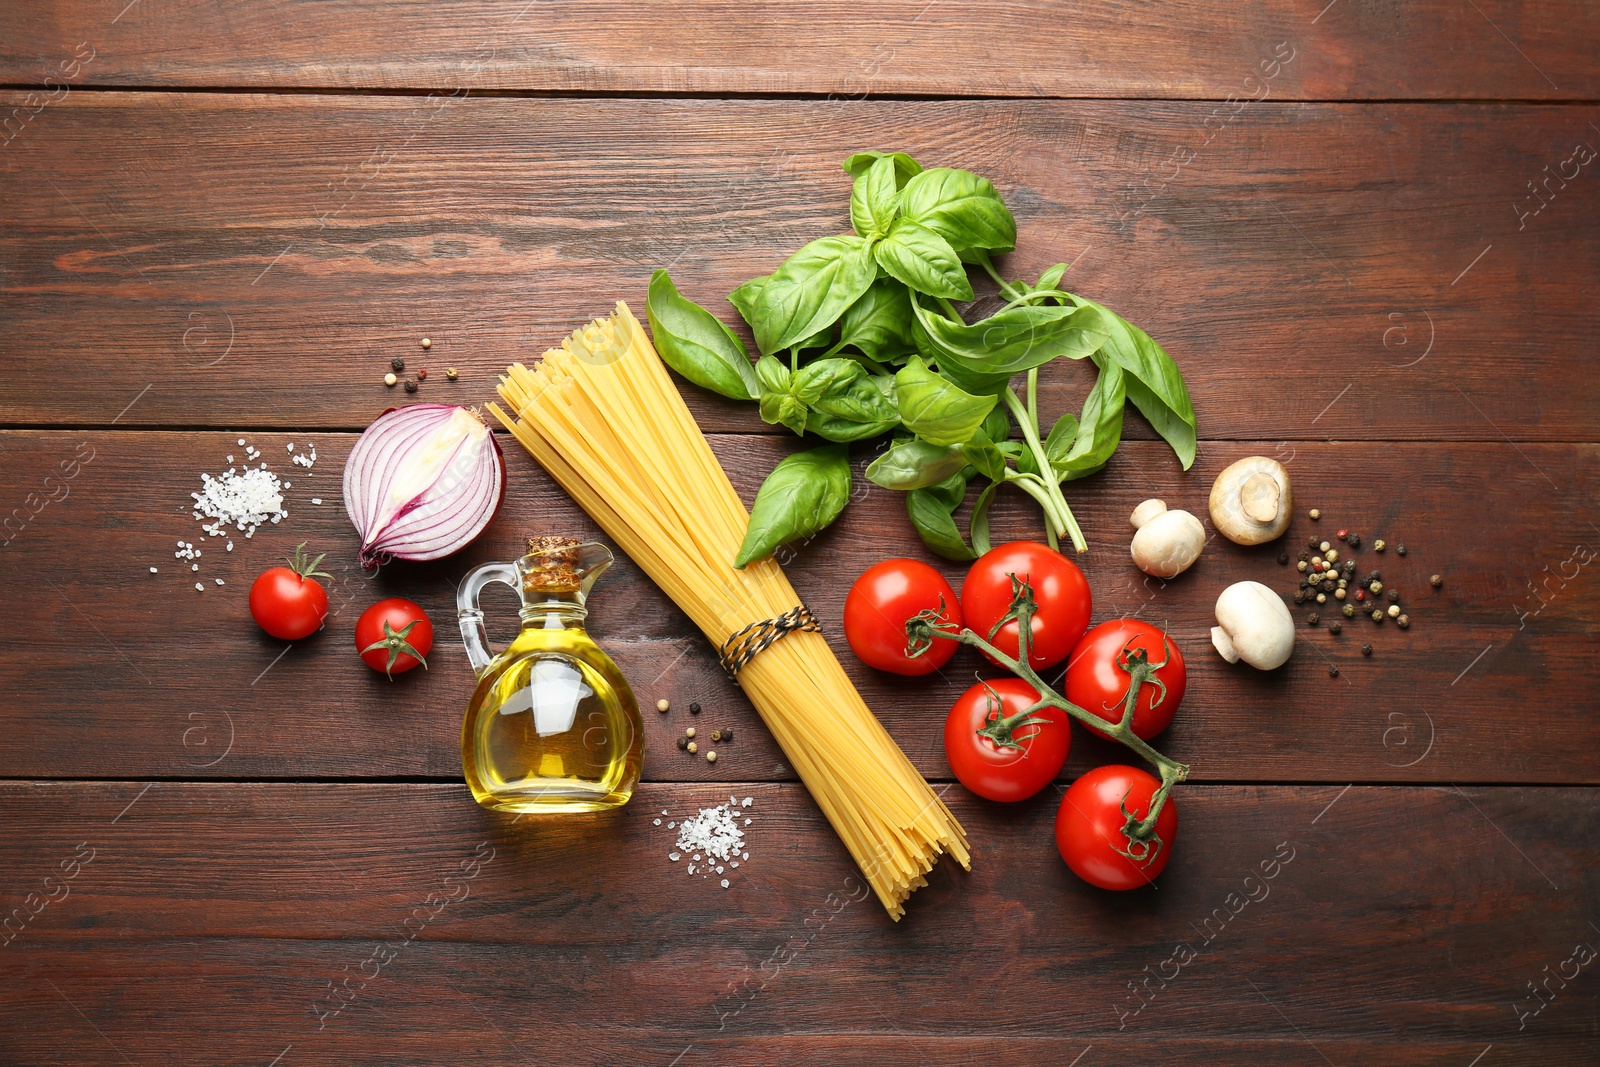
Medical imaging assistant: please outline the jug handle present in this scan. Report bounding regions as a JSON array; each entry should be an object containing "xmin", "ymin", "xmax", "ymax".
[{"xmin": 457, "ymin": 562, "xmax": 519, "ymax": 679}]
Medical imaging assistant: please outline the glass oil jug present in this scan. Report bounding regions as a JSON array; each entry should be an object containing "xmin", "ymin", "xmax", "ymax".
[{"xmin": 457, "ymin": 537, "xmax": 642, "ymax": 813}]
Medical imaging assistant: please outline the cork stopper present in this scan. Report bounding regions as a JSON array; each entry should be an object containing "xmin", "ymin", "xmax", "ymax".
[{"xmin": 523, "ymin": 536, "xmax": 583, "ymax": 593}]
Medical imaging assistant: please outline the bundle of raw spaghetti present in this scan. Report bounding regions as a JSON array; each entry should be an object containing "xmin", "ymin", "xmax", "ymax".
[{"xmin": 490, "ymin": 302, "xmax": 968, "ymax": 919}]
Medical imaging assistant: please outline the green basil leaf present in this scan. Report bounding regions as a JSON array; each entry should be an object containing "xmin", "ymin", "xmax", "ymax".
[
  {"xmin": 978, "ymin": 404, "xmax": 1011, "ymax": 445},
  {"xmin": 912, "ymin": 297, "xmax": 1107, "ymax": 376},
  {"xmin": 969, "ymin": 478, "xmax": 1001, "ymax": 556},
  {"xmin": 960, "ymin": 437, "xmax": 1008, "ymax": 481},
  {"xmin": 837, "ymin": 280, "xmax": 916, "ymax": 363},
  {"xmin": 907, "ymin": 484, "xmax": 976, "ymax": 561},
  {"xmin": 804, "ymin": 410, "xmax": 898, "ymax": 443},
  {"xmin": 735, "ymin": 444, "xmax": 852, "ymax": 568},
  {"xmin": 842, "ymin": 151, "xmax": 923, "ymax": 188},
  {"xmin": 645, "ymin": 270, "xmax": 759, "ymax": 401},
  {"xmin": 849, "ymin": 154, "xmax": 901, "ymax": 239},
  {"xmin": 1043, "ymin": 411, "xmax": 1080, "ymax": 469},
  {"xmin": 900, "ymin": 167, "xmax": 1017, "ymax": 253},
  {"xmin": 753, "ymin": 235, "xmax": 877, "ymax": 356},
  {"xmin": 873, "ymin": 219, "xmax": 973, "ymax": 301},
  {"xmin": 1036, "ymin": 263, "xmax": 1069, "ymax": 291},
  {"xmin": 922, "ymin": 469, "xmax": 968, "ymax": 512},
  {"xmin": 893, "ymin": 356, "xmax": 996, "ymax": 447},
  {"xmin": 727, "ymin": 275, "xmax": 768, "ymax": 330},
  {"xmin": 755, "ymin": 356, "xmax": 805, "ymax": 436},
  {"xmin": 866, "ymin": 436, "xmax": 966, "ymax": 490},
  {"xmin": 1066, "ymin": 295, "xmax": 1196, "ymax": 470},
  {"xmin": 934, "ymin": 358, "xmax": 1015, "ymax": 397},
  {"xmin": 1055, "ymin": 358, "xmax": 1125, "ymax": 481}
]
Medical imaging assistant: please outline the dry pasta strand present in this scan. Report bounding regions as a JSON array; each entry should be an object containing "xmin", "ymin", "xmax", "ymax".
[{"xmin": 490, "ymin": 302, "xmax": 969, "ymax": 919}]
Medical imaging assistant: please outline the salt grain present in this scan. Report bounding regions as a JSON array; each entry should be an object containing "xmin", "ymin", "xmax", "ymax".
[
  {"xmin": 311, "ymin": 498, "xmax": 323, "ymax": 505},
  {"xmin": 720, "ymin": 879, "xmax": 730, "ymax": 889},
  {"xmin": 194, "ymin": 582, "xmax": 203, "ymax": 591},
  {"xmin": 669, "ymin": 852, "xmax": 680, "ymax": 861},
  {"xmin": 149, "ymin": 567, "xmax": 157, "ymax": 574},
  {"xmin": 215, "ymin": 578, "xmax": 225, "ymax": 586}
]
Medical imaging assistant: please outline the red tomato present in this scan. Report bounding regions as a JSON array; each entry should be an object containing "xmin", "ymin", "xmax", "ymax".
[
  {"xmin": 944, "ymin": 678, "xmax": 1070, "ymax": 802},
  {"xmin": 1066, "ymin": 620, "xmax": 1186, "ymax": 741},
  {"xmin": 248, "ymin": 543, "xmax": 330, "ymax": 641},
  {"xmin": 1056, "ymin": 764, "xmax": 1178, "ymax": 890},
  {"xmin": 355, "ymin": 598, "xmax": 433, "ymax": 679},
  {"xmin": 962, "ymin": 541, "xmax": 1091, "ymax": 671},
  {"xmin": 843, "ymin": 559, "xmax": 961, "ymax": 675}
]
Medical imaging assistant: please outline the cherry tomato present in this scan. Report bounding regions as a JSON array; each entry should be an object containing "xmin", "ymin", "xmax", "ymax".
[
  {"xmin": 1056, "ymin": 764, "xmax": 1178, "ymax": 891},
  {"xmin": 962, "ymin": 541, "xmax": 1091, "ymax": 671},
  {"xmin": 248, "ymin": 542, "xmax": 330, "ymax": 641},
  {"xmin": 843, "ymin": 558, "xmax": 961, "ymax": 675},
  {"xmin": 355, "ymin": 598, "xmax": 433, "ymax": 679},
  {"xmin": 1066, "ymin": 620, "xmax": 1186, "ymax": 741},
  {"xmin": 944, "ymin": 678, "xmax": 1070, "ymax": 802}
]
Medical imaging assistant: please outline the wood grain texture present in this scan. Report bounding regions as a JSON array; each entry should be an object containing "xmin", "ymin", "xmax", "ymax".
[
  {"xmin": 0, "ymin": 782, "xmax": 1594, "ymax": 1064},
  {"xmin": 2, "ymin": 431, "xmax": 1593, "ymax": 783},
  {"xmin": 0, "ymin": 1, "xmax": 1596, "ymax": 99},
  {"xmin": 2, "ymin": 94, "xmax": 1599, "ymax": 439}
]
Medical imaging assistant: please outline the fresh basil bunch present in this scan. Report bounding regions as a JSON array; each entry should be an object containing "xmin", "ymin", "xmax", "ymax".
[{"xmin": 644, "ymin": 151, "xmax": 1198, "ymax": 568}]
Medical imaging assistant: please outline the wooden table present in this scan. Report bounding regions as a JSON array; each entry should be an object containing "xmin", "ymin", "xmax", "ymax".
[{"xmin": 3, "ymin": 3, "xmax": 1597, "ymax": 1063}]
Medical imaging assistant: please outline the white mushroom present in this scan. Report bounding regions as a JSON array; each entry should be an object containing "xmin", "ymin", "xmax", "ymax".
[
  {"xmin": 1211, "ymin": 581, "xmax": 1295, "ymax": 669},
  {"xmin": 1209, "ymin": 456, "xmax": 1292, "ymax": 545},
  {"xmin": 1129, "ymin": 499, "xmax": 1205, "ymax": 578}
]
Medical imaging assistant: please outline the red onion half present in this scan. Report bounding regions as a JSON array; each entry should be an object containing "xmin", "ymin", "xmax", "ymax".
[{"xmin": 344, "ymin": 404, "xmax": 506, "ymax": 569}]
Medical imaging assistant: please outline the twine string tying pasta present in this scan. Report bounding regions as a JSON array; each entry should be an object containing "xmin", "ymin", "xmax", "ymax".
[{"xmin": 717, "ymin": 605, "xmax": 820, "ymax": 680}]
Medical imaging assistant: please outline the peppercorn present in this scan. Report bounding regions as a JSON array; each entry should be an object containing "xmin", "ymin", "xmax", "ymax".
[
  {"xmin": 1396, "ymin": 544, "xmax": 1406, "ymax": 556},
  {"xmin": 445, "ymin": 367, "xmax": 459, "ymax": 381},
  {"xmin": 1328, "ymin": 665, "xmax": 1339, "ymax": 678},
  {"xmin": 1310, "ymin": 508, "xmax": 1321, "ymax": 520},
  {"xmin": 1387, "ymin": 588, "xmax": 1400, "ymax": 603},
  {"xmin": 1325, "ymin": 549, "xmax": 1339, "ymax": 564},
  {"xmin": 1308, "ymin": 613, "xmax": 1320, "ymax": 626},
  {"xmin": 417, "ymin": 368, "xmax": 428, "ymax": 380},
  {"xmin": 1319, "ymin": 541, "xmax": 1331, "ymax": 553},
  {"xmin": 1342, "ymin": 603, "xmax": 1355, "ymax": 618},
  {"xmin": 676, "ymin": 736, "xmax": 689, "ymax": 750},
  {"xmin": 1337, "ymin": 578, "xmax": 1348, "ymax": 588},
  {"xmin": 1294, "ymin": 590, "xmax": 1307, "ymax": 604},
  {"xmin": 1337, "ymin": 529, "xmax": 1348, "ymax": 541},
  {"xmin": 1321, "ymin": 579, "xmax": 1335, "ymax": 593},
  {"xmin": 1430, "ymin": 574, "xmax": 1443, "ymax": 588},
  {"xmin": 1329, "ymin": 620, "xmax": 1342, "ymax": 634},
  {"xmin": 1361, "ymin": 643, "xmax": 1372, "ymax": 656},
  {"xmin": 687, "ymin": 741, "xmax": 698, "ymax": 754},
  {"xmin": 1298, "ymin": 561, "xmax": 1309, "ymax": 573},
  {"xmin": 711, "ymin": 729, "xmax": 723, "ymax": 742},
  {"xmin": 384, "ymin": 372, "xmax": 398, "ymax": 387},
  {"xmin": 721, "ymin": 728, "xmax": 733, "ymax": 741},
  {"xmin": 1355, "ymin": 589, "xmax": 1366, "ymax": 602},
  {"xmin": 685, "ymin": 727, "xmax": 695, "ymax": 739},
  {"xmin": 1308, "ymin": 538, "xmax": 1320, "ymax": 550},
  {"xmin": 404, "ymin": 379, "xmax": 418, "ymax": 393},
  {"xmin": 1387, "ymin": 604, "xmax": 1401, "ymax": 618},
  {"xmin": 1369, "ymin": 580, "xmax": 1384, "ymax": 595},
  {"xmin": 656, "ymin": 698, "xmax": 670, "ymax": 713},
  {"xmin": 689, "ymin": 701, "xmax": 702, "ymax": 715},
  {"xmin": 1368, "ymin": 570, "xmax": 1382, "ymax": 582},
  {"xmin": 1397, "ymin": 614, "xmax": 1410, "ymax": 629},
  {"xmin": 1343, "ymin": 560, "xmax": 1357, "ymax": 575},
  {"xmin": 1316, "ymin": 593, "xmax": 1327, "ymax": 604},
  {"xmin": 1334, "ymin": 588, "xmax": 1346, "ymax": 600},
  {"xmin": 706, "ymin": 751, "xmax": 717, "ymax": 763},
  {"xmin": 420, "ymin": 338, "xmax": 431, "ymax": 349},
  {"xmin": 1278, "ymin": 551, "xmax": 1289, "ymax": 565},
  {"xmin": 391, "ymin": 357, "xmax": 405, "ymax": 372},
  {"xmin": 1300, "ymin": 576, "xmax": 1312, "ymax": 589},
  {"xmin": 1374, "ymin": 539, "xmax": 1386, "ymax": 552},
  {"xmin": 1371, "ymin": 610, "xmax": 1384, "ymax": 623},
  {"xmin": 1347, "ymin": 533, "xmax": 1361, "ymax": 549},
  {"xmin": 1299, "ymin": 550, "xmax": 1311, "ymax": 561}
]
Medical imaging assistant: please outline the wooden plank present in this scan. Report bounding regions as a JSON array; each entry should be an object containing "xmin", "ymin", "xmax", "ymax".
[
  {"xmin": 1, "ymin": 430, "xmax": 1594, "ymax": 783},
  {"xmin": 0, "ymin": 2, "xmax": 1595, "ymax": 98},
  {"xmin": 1, "ymin": 95, "xmax": 1598, "ymax": 439},
  {"xmin": 0, "ymin": 782, "xmax": 1594, "ymax": 1063}
]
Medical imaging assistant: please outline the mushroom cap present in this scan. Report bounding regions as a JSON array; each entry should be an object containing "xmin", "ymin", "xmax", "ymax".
[
  {"xmin": 1129, "ymin": 499, "xmax": 1168, "ymax": 529},
  {"xmin": 1130, "ymin": 508, "xmax": 1205, "ymax": 578},
  {"xmin": 1209, "ymin": 456, "xmax": 1292, "ymax": 545},
  {"xmin": 1211, "ymin": 580, "xmax": 1295, "ymax": 669}
]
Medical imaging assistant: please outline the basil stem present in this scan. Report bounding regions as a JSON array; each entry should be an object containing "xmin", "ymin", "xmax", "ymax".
[{"xmin": 1002, "ymin": 388, "xmax": 1085, "ymax": 552}]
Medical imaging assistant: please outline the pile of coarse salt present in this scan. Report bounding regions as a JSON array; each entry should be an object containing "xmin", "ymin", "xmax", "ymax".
[
  {"xmin": 661, "ymin": 796, "xmax": 754, "ymax": 889},
  {"xmin": 192, "ymin": 466, "xmax": 286, "ymax": 539}
]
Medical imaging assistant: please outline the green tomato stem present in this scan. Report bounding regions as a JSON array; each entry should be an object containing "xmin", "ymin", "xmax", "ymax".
[{"xmin": 905, "ymin": 580, "xmax": 1188, "ymax": 852}]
